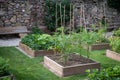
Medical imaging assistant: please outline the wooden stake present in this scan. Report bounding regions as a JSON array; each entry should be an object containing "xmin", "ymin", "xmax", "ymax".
[
  {"xmin": 63, "ymin": 5, "xmax": 66, "ymax": 27},
  {"xmin": 72, "ymin": 5, "xmax": 75, "ymax": 31},
  {"xmin": 83, "ymin": 3, "xmax": 86, "ymax": 29},
  {"xmin": 70, "ymin": 3, "xmax": 72, "ymax": 31},
  {"xmin": 80, "ymin": 4, "xmax": 83, "ymax": 27},
  {"xmin": 56, "ymin": 3, "xmax": 58, "ymax": 29},
  {"xmin": 104, "ymin": 1, "xmax": 107, "ymax": 28},
  {"xmin": 60, "ymin": 3, "xmax": 62, "ymax": 26}
]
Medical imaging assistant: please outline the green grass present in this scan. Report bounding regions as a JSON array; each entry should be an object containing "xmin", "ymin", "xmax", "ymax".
[
  {"xmin": 0, "ymin": 47, "xmax": 120, "ymax": 80},
  {"xmin": 0, "ymin": 47, "xmax": 86, "ymax": 80},
  {"xmin": 91, "ymin": 50, "xmax": 120, "ymax": 68}
]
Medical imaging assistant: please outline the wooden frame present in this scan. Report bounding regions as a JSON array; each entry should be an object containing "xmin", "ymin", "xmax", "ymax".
[
  {"xmin": 44, "ymin": 55, "xmax": 100, "ymax": 77},
  {"xmin": 106, "ymin": 50, "xmax": 120, "ymax": 62},
  {"xmin": 19, "ymin": 42, "xmax": 54, "ymax": 57}
]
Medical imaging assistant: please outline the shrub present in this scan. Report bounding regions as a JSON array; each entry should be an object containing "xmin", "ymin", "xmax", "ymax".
[
  {"xmin": 113, "ymin": 28, "xmax": 120, "ymax": 37},
  {"xmin": 53, "ymin": 27, "xmax": 83, "ymax": 63},
  {"xmin": 109, "ymin": 37, "xmax": 120, "ymax": 53},
  {"xmin": 87, "ymin": 66, "xmax": 120, "ymax": 80},
  {"xmin": 80, "ymin": 28, "xmax": 109, "ymax": 58},
  {"xmin": 31, "ymin": 27, "xmax": 43, "ymax": 34},
  {"xmin": 21, "ymin": 34, "xmax": 55, "ymax": 50},
  {"xmin": 53, "ymin": 27, "xmax": 82, "ymax": 54},
  {"xmin": 0, "ymin": 57, "xmax": 9, "ymax": 77},
  {"xmin": 81, "ymin": 28, "xmax": 108, "ymax": 45}
]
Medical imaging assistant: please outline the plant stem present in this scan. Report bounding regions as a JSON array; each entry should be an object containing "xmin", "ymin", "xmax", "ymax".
[{"xmin": 87, "ymin": 45, "xmax": 90, "ymax": 58}]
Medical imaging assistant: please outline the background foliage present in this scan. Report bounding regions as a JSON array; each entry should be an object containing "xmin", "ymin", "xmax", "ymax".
[
  {"xmin": 0, "ymin": 57, "xmax": 9, "ymax": 76},
  {"xmin": 45, "ymin": 0, "xmax": 72, "ymax": 31},
  {"xmin": 21, "ymin": 34, "xmax": 55, "ymax": 50},
  {"xmin": 107, "ymin": 0, "xmax": 120, "ymax": 12},
  {"xmin": 87, "ymin": 66, "xmax": 120, "ymax": 80}
]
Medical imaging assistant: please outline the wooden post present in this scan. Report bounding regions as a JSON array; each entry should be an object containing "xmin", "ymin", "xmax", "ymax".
[
  {"xmin": 104, "ymin": 1, "xmax": 107, "ymax": 28},
  {"xmin": 56, "ymin": 3, "xmax": 58, "ymax": 29},
  {"xmin": 60, "ymin": 3, "xmax": 62, "ymax": 26},
  {"xmin": 72, "ymin": 4, "xmax": 75, "ymax": 31},
  {"xmin": 80, "ymin": 3, "xmax": 83, "ymax": 28},
  {"xmin": 70, "ymin": 3, "xmax": 72, "ymax": 31},
  {"xmin": 83, "ymin": 3, "xmax": 86, "ymax": 29},
  {"xmin": 63, "ymin": 5, "xmax": 66, "ymax": 27}
]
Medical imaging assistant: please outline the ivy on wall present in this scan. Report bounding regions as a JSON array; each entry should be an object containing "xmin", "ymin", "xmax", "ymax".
[
  {"xmin": 107, "ymin": 0, "xmax": 120, "ymax": 12},
  {"xmin": 45, "ymin": 0, "xmax": 72, "ymax": 31}
]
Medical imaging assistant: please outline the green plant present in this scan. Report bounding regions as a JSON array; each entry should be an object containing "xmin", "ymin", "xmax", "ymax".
[
  {"xmin": 45, "ymin": 0, "xmax": 72, "ymax": 31},
  {"xmin": 21, "ymin": 34, "xmax": 55, "ymax": 50},
  {"xmin": 53, "ymin": 27, "xmax": 83, "ymax": 63},
  {"xmin": 87, "ymin": 65, "xmax": 120, "ymax": 80},
  {"xmin": 97, "ymin": 28, "xmax": 109, "ymax": 43},
  {"xmin": 53, "ymin": 27, "xmax": 72, "ymax": 53},
  {"xmin": 109, "ymin": 37, "xmax": 120, "ymax": 53},
  {"xmin": 80, "ymin": 29, "xmax": 99, "ymax": 58},
  {"xmin": 80, "ymin": 28, "xmax": 108, "ymax": 58},
  {"xmin": 31, "ymin": 27, "xmax": 43, "ymax": 34},
  {"xmin": 113, "ymin": 28, "xmax": 120, "ymax": 37},
  {"xmin": 0, "ymin": 57, "xmax": 9, "ymax": 77}
]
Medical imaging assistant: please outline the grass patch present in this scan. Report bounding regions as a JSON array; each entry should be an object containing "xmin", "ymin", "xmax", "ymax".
[
  {"xmin": 0, "ymin": 47, "xmax": 120, "ymax": 80},
  {"xmin": 0, "ymin": 47, "xmax": 86, "ymax": 80},
  {"xmin": 91, "ymin": 50, "xmax": 120, "ymax": 68}
]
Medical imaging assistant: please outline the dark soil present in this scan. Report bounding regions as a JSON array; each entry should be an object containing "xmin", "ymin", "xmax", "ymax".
[
  {"xmin": 0, "ymin": 34, "xmax": 19, "ymax": 40},
  {"xmin": 47, "ymin": 54, "xmax": 95, "ymax": 67}
]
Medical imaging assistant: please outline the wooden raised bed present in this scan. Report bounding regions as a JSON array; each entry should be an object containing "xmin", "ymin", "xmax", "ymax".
[
  {"xmin": 106, "ymin": 50, "xmax": 120, "ymax": 61},
  {"xmin": 90, "ymin": 43, "xmax": 110, "ymax": 50},
  {"xmin": 19, "ymin": 42, "xmax": 54, "ymax": 57},
  {"xmin": 44, "ymin": 54, "xmax": 100, "ymax": 77}
]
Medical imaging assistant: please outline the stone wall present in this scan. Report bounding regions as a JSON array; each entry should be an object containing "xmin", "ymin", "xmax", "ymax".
[
  {"xmin": 29, "ymin": 0, "xmax": 46, "ymax": 28},
  {"xmin": 0, "ymin": 0, "xmax": 30, "ymax": 27},
  {"xmin": 0, "ymin": 0, "xmax": 120, "ymax": 31},
  {"xmin": 0, "ymin": 0, "xmax": 45, "ymax": 29},
  {"xmin": 72, "ymin": 0, "xmax": 120, "ymax": 29}
]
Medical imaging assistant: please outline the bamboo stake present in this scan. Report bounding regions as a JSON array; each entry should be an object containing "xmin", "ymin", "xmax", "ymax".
[
  {"xmin": 63, "ymin": 5, "xmax": 66, "ymax": 27},
  {"xmin": 60, "ymin": 3, "xmax": 62, "ymax": 26},
  {"xmin": 80, "ymin": 4, "xmax": 83, "ymax": 30},
  {"xmin": 104, "ymin": 1, "xmax": 107, "ymax": 28},
  {"xmin": 83, "ymin": 3, "xmax": 86, "ymax": 29},
  {"xmin": 56, "ymin": 3, "xmax": 58, "ymax": 29},
  {"xmin": 72, "ymin": 4, "xmax": 75, "ymax": 31},
  {"xmin": 70, "ymin": 3, "xmax": 72, "ymax": 31}
]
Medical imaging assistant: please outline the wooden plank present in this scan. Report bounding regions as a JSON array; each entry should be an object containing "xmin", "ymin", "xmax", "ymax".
[{"xmin": 0, "ymin": 26, "xmax": 30, "ymax": 35}]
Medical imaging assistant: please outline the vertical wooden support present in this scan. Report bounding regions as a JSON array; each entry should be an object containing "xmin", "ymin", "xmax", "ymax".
[{"xmin": 56, "ymin": 3, "xmax": 58, "ymax": 28}]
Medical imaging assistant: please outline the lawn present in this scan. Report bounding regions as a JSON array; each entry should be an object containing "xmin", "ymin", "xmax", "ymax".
[{"xmin": 0, "ymin": 47, "xmax": 120, "ymax": 80}]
